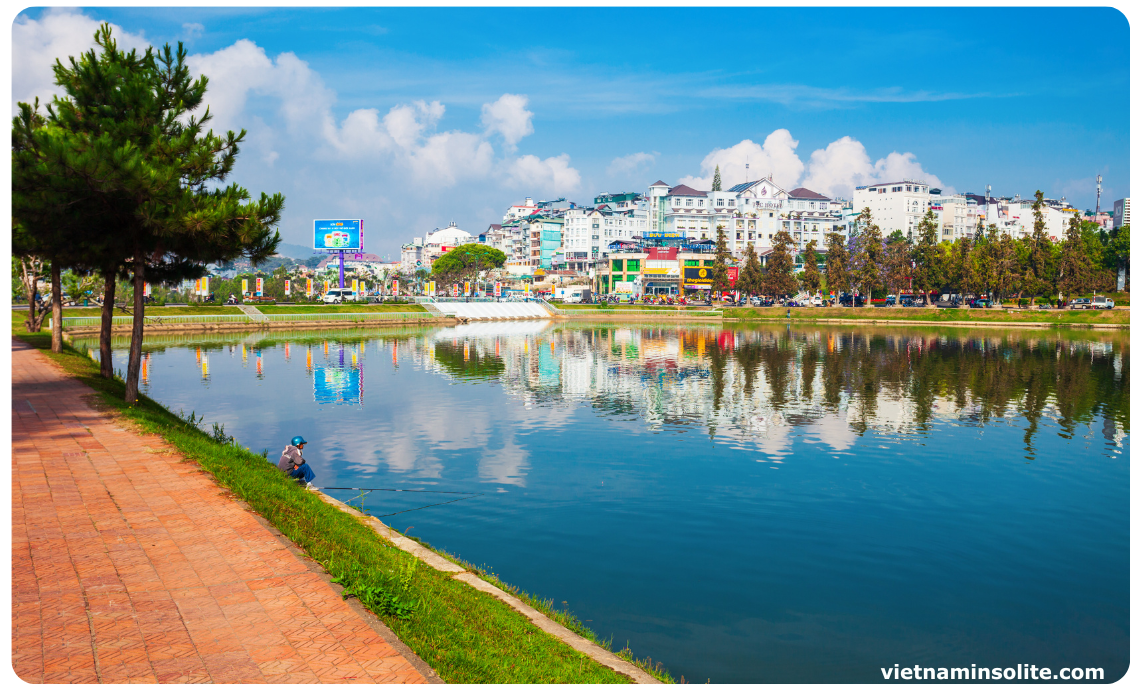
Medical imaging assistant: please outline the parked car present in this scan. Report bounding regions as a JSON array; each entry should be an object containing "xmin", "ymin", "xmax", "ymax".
[
  {"xmin": 1068, "ymin": 297, "xmax": 1092, "ymax": 310},
  {"xmin": 968, "ymin": 298, "xmax": 992, "ymax": 309},
  {"xmin": 1091, "ymin": 296, "xmax": 1115, "ymax": 309},
  {"xmin": 322, "ymin": 288, "xmax": 355, "ymax": 304},
  {"xmin": 811, "ymin": 296, "xmax": 825, "ymax": 307},
  {"xmin": 838, "ymin": 293, "xmax": 865, "ymax": 307}
]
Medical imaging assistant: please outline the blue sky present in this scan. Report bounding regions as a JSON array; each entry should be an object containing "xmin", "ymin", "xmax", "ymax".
[{"xmin": 13, "ymin": 6, "xmax": 1130, "ymax": 256}]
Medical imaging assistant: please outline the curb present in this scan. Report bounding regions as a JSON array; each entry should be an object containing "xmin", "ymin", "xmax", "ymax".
[{"xmin": 315, "ymin": 492, "xmax": 662, "ymax": 685}]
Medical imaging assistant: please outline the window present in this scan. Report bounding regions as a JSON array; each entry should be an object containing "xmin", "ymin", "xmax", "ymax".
[
  {"xmin": 612, "ymin": 259, "xmax": 623, "ymax": 271},
  {"xmin": 697, "ymin": 199, "xmax": 704, "ymax": 207},
  {"xmin": 686, "ymin": 199, "xmax": 693, "ymax": 206},
  {"xmin": 728, "ymin": 200, "xmax": 735, "ymax": 207},
  {"xmin": 627, "ymin": 259, "xmax": 641, "ymax": 271},
  {"xmin": 717, "ymin": 199, "xmax": 724, "ymax": 206},
  {"xmin": 684, "ymin": 260, "xmax": 699, "ymax": 266},
  {"xmin": 809, "ymin": 201, "xmax": 816, "ymax": 209},
  {"xmin": 703, "ymin": 260, "xmax": 715, "ymax": 267}
]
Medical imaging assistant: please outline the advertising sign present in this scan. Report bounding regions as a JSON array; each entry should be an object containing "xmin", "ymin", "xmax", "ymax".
[
  {"xmin": 643, "ymin": 231, "xmax": 683, "ymax": 239},
  {"xmin": 144, "ymin": 282, "xmax": 151, "ymax": 296},
  {"xmin": 255, "ymin": 277, "xmax": 263, "ymax": 296},
  {"xmin": 453, "ymin": 284, "xmax": 459, "ymax": 297},
  {"xmin": 524, "ymin": 283, "xmax": 530, "ymax": 295},
  {"xmin": 427, "ymin": 281, "xmax": 435, "ymax": 295},
  {"xmin": 285, "ymin": 279, "xmax": 291, "ymax": 296},
  {"xmin": 306, "ymin": 278, "xmax": 313, "ymax": 296},
  {"xmin": 323, "ymin": 280, "xmax": 330, "ymax": 294},
  {"xmin": 727, "ymin": 267, "xmax": 739, "ymax": 287},
  {"xmin": 464, "ymin": 281, "xmax": 471, "ymax": 296},
  {"xmin": 614, "ymin": 281, "xmax": 635, "ymax": 294},
  {"xmin": 313, "ymin": 219, "xmax": 363, "ymax": 251},
  {"xmin": 683, "ymin": 267, "xmax": 712, "ymax": 285},
  {"xmin": 352, "ymin": 278, "xmax": 358, "ymax": 293},
  {"xmin": 242, "ymin": 279, "xmax": 248, "ymax": 294},
  {"xmin": 201, "ymin": 277, "xmax": 208, "ymax": 296},
  {"xmin": 494, "ymin": 282, "xmax": 502, "ymax": 297}
]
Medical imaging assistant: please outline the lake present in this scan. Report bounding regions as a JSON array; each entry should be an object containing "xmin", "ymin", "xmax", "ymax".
[{"xmin": 75, "ymin": 322, "xmax": 1130, "ymax": 683}]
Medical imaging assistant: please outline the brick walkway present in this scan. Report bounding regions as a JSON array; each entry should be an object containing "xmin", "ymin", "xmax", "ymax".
[{"xmin": 11, "ymin": 340, "xmax": 427, "ymax": 683}]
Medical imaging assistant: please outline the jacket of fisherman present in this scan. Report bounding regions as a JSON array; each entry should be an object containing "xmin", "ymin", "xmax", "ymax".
[{"xmin": 278, "ymin": 445, "xmax": 304, "ymax": 473}]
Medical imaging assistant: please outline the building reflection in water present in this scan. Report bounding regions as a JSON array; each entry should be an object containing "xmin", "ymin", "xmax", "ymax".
[{"xmin": 415, "ymin": 323, "xmax": 1128, "ymax": 458}]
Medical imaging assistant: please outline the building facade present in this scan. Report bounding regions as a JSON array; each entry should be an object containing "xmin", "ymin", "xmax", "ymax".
[{"xmin": 853, "ymin": 180, "xmax": 933, "ymax": 238}]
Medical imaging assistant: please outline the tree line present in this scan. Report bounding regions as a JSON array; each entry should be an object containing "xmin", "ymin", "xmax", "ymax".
[
  {"xmin": 709, "ymin": 191, "xmax": 1128, "ymax": 305},
  {"xmin": 12, "ymin": 26, "xmax": 284, "ymax": 401}
]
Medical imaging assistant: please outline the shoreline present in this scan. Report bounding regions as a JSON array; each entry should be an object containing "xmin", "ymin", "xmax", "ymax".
[{"xmin": 11, "ymin": 327, "xmax": 670, "ymax": 684}]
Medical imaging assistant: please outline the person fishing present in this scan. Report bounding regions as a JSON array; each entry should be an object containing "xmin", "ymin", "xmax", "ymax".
[{"xmin": 278, "ymin": 435, "xmax": 316, "ymax": 490}]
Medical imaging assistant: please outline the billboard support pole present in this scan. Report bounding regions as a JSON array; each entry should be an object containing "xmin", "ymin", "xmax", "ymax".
[{"xmin": 339, "ymin": 250, "xmax": 345, "ymax": 289}]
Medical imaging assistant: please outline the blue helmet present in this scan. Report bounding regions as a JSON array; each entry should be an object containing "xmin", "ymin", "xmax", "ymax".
[{"xmin": 291, "ymin": 436, "xmax": 308, "ymax": 446}]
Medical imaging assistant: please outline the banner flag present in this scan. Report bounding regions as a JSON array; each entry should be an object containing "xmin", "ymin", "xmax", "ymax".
[
  {"xmin": 306, "ymin": 278, "xmax": 313, "ymax": 296},
  {"xmin": 255, "ymin": 277, "xmax": 263, "ymax": 296},
  {"xmin": 285, "ymin": 279, "xmax": 291, "ymax": 295},
  {"xmin": 242, "ymin": 279, "xmax": 248, "ymax": 294}
]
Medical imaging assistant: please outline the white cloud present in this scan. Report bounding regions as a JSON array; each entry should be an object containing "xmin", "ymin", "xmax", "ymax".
[
  {"xmin": 802, "ymin": 136, "xmax": 944, "ymax": 199},
  {"xmin": 678, "ymin": 129, "xmax": 805, "ymax": 191},
  {"xmin": 680, "ymin": 129, "xmax": 946, "ymax": 200},
  {"xmin": 607, "ymin": 151, "xmax": 657, "ymax": 177},
  {"xmin": 506, "ymin": 154, "xmax": 581, "ymax": 194},
  {"xmin": 182, "ymin": 22, "xmax": 205, "ymax": 39},
  {"xmin": 480, "ymin": 93, "xmax": 534, "ymax": 150},
  {"xmin": 12, "ymin": 8, "xmax": 149, "ymax": 113}
]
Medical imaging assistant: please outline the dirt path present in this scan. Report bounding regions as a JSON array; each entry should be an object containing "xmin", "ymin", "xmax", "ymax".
[{"xmin": 11, "ymin": 340, "xmax": 429, "ymax": 684}]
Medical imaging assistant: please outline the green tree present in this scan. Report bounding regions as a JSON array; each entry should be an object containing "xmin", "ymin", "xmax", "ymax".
[
  {"xmin": 431, "ymin": 243, "xmax": 507, "ymax": 285},
  {"xmin": 33, "ymin": 26, "xmax": 284, "ymax": 400},
  {"xmin": 1021, "ymin": 191, "xmax": 1055, "ymax": 305},
  {"xmin": 710, "ymin": 224, "xmax": 733, "ymax": 296},
  {"xmin": 711, "ymin": 165, "xmax": 722, "ymax": 192},
  {"xmin": 736, "ymin": 242, "xmax": 763, "ymax": 296},
  {"xmin": 763, "ymin": 230, "xmax": 798, "ymax": 297},
  {"xmin": 824, "ymin": 232, "xmax": 850, "ymax": 304},
  {"xmin": 800, "ymin": 239, "xmax": 822, "ymax": 294},
  {"xmin": 11, "ymin": 255, "xmax": 51, "ymax": 332},
  {"xmin": 1101, "ymin": 224, "xmax": 1129, "ymax": 291},
  {"xmin": 911, "ymin": 209, "xmax": 942, "ymax": 304},
  {"xmin": 850, "ymin": 208, "xmax": 883, "ymax": 307},
  {"xmin": 991, "ymin": 229, "xmax": 1018, "ymax": 304},
  {"xmin": 1057, "ymin": 212, "xmax": 1094, "ymax": 299},
  {"xmin": 948, "ymin": 236, "xmax": 974, "ymax": 296},
  {"xmin": 883, "ymin": 234, "xmax": 911, "ymax": 299}
]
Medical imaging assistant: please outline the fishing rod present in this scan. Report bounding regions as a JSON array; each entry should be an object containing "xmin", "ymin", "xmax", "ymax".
[
  {"xmin": 318, "ymin": 486, "xmax": 479, "ymax": 495},
  {"xmin": 317, "ymin": 486, "xmax": 484, "ymax": 518}
]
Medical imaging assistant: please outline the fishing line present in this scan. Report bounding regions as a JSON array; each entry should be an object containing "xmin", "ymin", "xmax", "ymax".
[
  {"xmin": 317, "ymin": 487, "xmax": 484, "ymax": 517},
  {"xmin": 319, "ymin": 486, "xmax": 479, "ymax": 495}
]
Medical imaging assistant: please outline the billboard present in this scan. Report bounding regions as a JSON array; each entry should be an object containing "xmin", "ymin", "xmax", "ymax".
[{"xmin": 313, "ymin": 219, "xmax": 363, "ymax": 250}]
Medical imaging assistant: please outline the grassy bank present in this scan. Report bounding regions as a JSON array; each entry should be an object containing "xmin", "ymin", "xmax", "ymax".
[
  {"xmin": 256, "ymin": 303, "xmax": 426, "ymax": 314},
  {"xmin": 34, "ymin": 305, "xmax": 246, "ymax": 318},
  {"xmin": 723, "ymin": 306, "xmax": 1129, "ymax": 325},
  {"xmin": 13, "ymin": 321, "xmax": 664, "ymax": 683}
]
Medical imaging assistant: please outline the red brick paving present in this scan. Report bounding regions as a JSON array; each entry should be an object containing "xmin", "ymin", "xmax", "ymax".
[{"xmin": 11, "ymin": 340, "xmax": 426, "ymax": 684}]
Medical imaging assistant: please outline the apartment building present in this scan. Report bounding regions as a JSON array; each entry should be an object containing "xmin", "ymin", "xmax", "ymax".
[{"xmin": 853, "ymin": 180, "xmax": 933, "ymax": 238}]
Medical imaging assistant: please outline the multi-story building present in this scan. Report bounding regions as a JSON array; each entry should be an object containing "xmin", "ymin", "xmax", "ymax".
[
  {"xmin": 929, "ymin": 193, "xmax": 978, "ymax": 242},
  {"xmin": 646, "ymin": 178, "xmax": 849, "ymax": 257},
  {"xmin": 1113, "ymin": 198, "xmax": 1130, "ymax": 229},
  {"xmin": 560, "ymin": 193, "xmax": 650, "ymax": 261},
  {"xmin": 503, "ymin": 197, "xmax": 539, "ymax": 222},
  {"xmin": 853, "ymin": 180, "xmax": 933, "ymax": 238},
  {"xmin": 398, "ymin": 222, "xmax": 474, "ymax": 272},
  {"xmin": 527, "ymin": 215, "xmax": 564, "ymax": 270},
  {"xmin": 594, "ymin": 246, "xmax": 724, "ymax": 296}
]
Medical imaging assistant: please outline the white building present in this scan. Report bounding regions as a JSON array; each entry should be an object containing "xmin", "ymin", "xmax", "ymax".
[
  {"xmin": 399, "ymin": 222, "xmax": 474, "ymax": 271},
  {"xmin": 561, "ymin": 192, "xmax": 650, "ymax": 261},
  {"xmin": 504, "ymin": 197, "xmax": 538, "ymax": 222},
  {"xmin": 646, "ymin": 178, "xmax": 849, "ymax": 257},
  {"xmin": 853, "ymin": 180, "xmax": 933, "ymax": 238},
  {"xmin": 929, "ymin": 193, "xmax": 979, "ymax": 242}
]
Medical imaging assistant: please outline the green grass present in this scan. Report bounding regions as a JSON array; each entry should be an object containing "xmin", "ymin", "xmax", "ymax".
[
  {"xmin": 722, "ymin": 306, "xmax": 1129, "ymax": 325},
  {"xmin": 13, "ymin": 320, "xmax": 634, "ymax": 684},
  {"xmin": 31, "ymin": 305, "xmax": 247, "ymax": 318},
  {"xmin": 257, "ymin": 303, "xmax": 427, "ymax": 314},
  {"xmin": 559, "ymin": 303, "xmax": 715, "ymax": 312}
]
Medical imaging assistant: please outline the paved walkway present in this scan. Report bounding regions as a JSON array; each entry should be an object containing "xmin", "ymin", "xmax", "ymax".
[{"xmin": 11, "ymin": 340, "xmax": 427, "ymax": 684}]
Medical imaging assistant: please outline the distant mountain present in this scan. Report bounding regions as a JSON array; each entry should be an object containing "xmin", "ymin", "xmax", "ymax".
[{"xmin": 275, "ymin": 242, "xmax": 322, "ymax": 260}]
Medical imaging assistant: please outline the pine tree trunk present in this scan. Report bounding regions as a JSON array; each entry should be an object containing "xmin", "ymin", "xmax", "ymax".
[
  {"xmin": 124, "ymin": 258, "xmax": 146, "ymax": 403},
  {"xmin": 51, "ymin": 262, "xmax": 63, "ymax": 352},
  {"xmin": 99, "ymin": 272, "xmax": 116, "ymax": 378},
  {"xmin": 22, "ymin": 260, "xmax": 44, "ymax": 333}
]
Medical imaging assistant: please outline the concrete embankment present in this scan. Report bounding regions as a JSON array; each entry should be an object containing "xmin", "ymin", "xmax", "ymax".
[{"xmin": 61, "ymin": 316, "xmax": 456, "ymax": 337}]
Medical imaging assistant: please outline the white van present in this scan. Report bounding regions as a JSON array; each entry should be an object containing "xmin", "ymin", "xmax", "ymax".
[{"xmin": 322, "ymin": 288, "xmax": 355, "ymax": 304}]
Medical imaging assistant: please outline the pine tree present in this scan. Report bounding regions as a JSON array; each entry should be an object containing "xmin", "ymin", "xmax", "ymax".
[
  {"xmin": 911, "ymin": 209, "xmax": 941, "ymax": 305},
  {"xmin": 710, "ymin": 224, "xmax": 732, "ymax": 297},
  {"xmin": 800, "ymin": 239, "xmax": 821, "ymax": 294},
  {"xmin": 764, "ymin": 230, "xmax": 798, "ymax": 297},
  {"xmin": 712, "ymin": 165, "xmax": 722, "ymax": 192},
  {"xmin": 850, "ymin": 208, "xmax": 883, "ymax": 307},
  {"xmin": 1057, "ymin": 211, "xmax": 1093, "ymax": 300},
  {"xmin": 35, "ymin": 25, "xmax": 284, "ymax": 402},
  {"xmin": 883, "ymin": 233, "xmax": 911, "ymax": 300},
  {"xmin": 824, "ymin": 232, "xmax": 850, "ymax": 305},
  {"xmin": 737, "ymin": 242, "xmax": 763, "ymax": 296}
]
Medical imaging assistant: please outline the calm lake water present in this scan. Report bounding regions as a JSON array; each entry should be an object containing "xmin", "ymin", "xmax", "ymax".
[{"xmin": 77, "ymin": 322, "xmax": 1130, "ymax": 683}]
